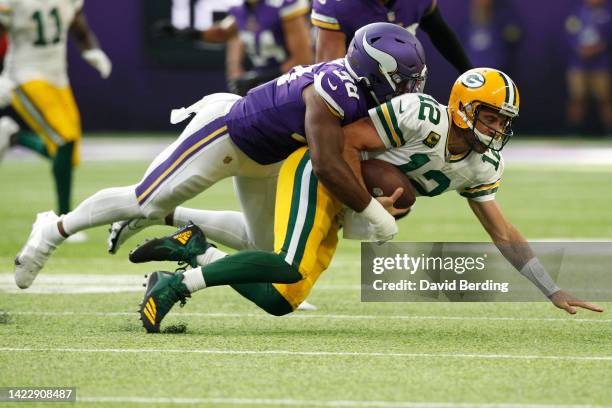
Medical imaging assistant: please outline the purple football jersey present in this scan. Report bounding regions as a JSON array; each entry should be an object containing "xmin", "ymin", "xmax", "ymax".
[
  {"xmin": 229, "ymin": 0, "xmax": 310, "ymax": 72},
  {"xmin": 311, "ymin": 0, "xmax": 433, "ymax": 44},
  {"xmin": 463, "ymin": 6, "xmax": 521, "ymax": 71},
  {"xmin": 225, "ymin": 59, "xmax": 370, "ymax": 164},
  {"xmin": 565, "ymin": 3, "xmax": 612, "ymax": 70}
]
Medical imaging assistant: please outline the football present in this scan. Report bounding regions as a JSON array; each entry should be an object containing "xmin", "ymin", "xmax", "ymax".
[{"xmin": 361, "ymin": 158, "xmax": 416, "ymax": 210}]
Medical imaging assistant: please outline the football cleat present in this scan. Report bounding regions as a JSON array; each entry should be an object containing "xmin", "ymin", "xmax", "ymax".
[
  {"xmin": 0, "ymin": 116, "xmax": 19, "ymax": 163},
  {"xmin": 14, "ymin": 211, "xmax": 60, "ymax": 289},
  {"xmin": 139, "ymin": 271, "xmax": 190, "ymax": 333},
  {"xmin": 129, "ymin": 223, "xmax": 212, "ymax": 268},
  {"xmin": 108, "ymin": 218, "xmax": 160, "ymax": 254},
  {"xmin": 296, "ymin": 301, "xmax": 317, "ymax": 311}
]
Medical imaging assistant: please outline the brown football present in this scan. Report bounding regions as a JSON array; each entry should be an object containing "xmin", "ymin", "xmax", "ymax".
[{"xmin": 361, "ymin": 158, "xmax": 416, "ymax": 211}]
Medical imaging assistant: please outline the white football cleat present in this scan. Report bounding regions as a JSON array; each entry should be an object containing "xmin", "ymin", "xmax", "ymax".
[
  {"xmin": 0, "ymin": 116, "xmax": 19, "ymax": 162},
  {"xmin": 296, "ymin": 300, "xmax": 317, "ymax": 311},
  {"xmin": 14, "ymin": 211, "xmax": 60, "ymax": 289},
  {"xmin": 108, "ymin": 218, "xmax": 161, "ymax": 254}
]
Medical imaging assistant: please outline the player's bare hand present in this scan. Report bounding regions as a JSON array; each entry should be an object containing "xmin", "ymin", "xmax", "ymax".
[
  {"xmin": 549, "ymin": 290, "xmax": 604, "ymax": 314},
  {"xmin": 375, "ymin": 187, "xmax": 410, "ymax": 217}
]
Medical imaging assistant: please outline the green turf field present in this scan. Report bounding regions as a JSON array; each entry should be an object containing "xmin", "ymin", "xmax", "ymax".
[{"xmin": 1, "ymin": 156, "xmax": 611, "ymax": 407}]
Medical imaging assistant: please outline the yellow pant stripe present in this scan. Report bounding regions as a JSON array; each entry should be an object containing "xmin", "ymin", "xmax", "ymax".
[{"xmin": 14, "ymin": 87, "xmax": 64, "ymax": 146}]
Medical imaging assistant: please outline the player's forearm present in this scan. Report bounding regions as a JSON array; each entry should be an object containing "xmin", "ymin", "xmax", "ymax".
[
  {"xmin": 311, "ymin": 145, "xmax": 371, "ymax": 212},
  {"xmin": 490, "ymin": 224, "xmax": 533, "ymax": 270},
  {"xmin": 202, "ymin": 26, "xmax": 233, "ymax": 43},
  {"xmin": 420, "ymin": 8, "xmax": 472, "ymax": 73},
  {"xmin": 341, "ymin": 145, "xmax": 366, "ymax": 190},
  {"xmin": 71, "ymin": 26, "xmax": 99, "ymax": 52},
  {"xmin": 70, "ymin": 12, "xmax": 100, "ymax": 52},
  {"xmin": 492, "ymin": 225, "xmax": 560, "ymax": 296},
  {"xmin": 315, "ymin": 31, "xmax": 346, "ymax": 62},
  {"xmin": 225, "ymin": 37, "xmax": 245, "ymax": 80},
  {"xmin": 282, "ymin": 47, "xmax": 313, "ymax": 72}
]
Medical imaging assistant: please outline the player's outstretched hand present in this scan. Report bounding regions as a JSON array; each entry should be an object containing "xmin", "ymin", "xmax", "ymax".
[
  {"xmin": 376, "ymin": 187, "xmax": 410, "ymax": 218},
  {"xmin": 549, "ymin": 290, "xmax": 604, "ymax": 314}
]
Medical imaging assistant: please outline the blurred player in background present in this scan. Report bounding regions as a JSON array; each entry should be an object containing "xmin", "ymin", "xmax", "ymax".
[
  {"xmin": 311, "ymin": 0, "xmax": 472, "ymax": 73},
  {"xmin": 132, "ymin": 67, "xmax": 603, "ymax": 333},
  {"xmin": 565, "ymin": 0, "xmax": 612, "ymax": 136},
  {"xmin": 463, "ymin": 0, "xmax": 522, "ymax": 73},
  {"xmin": 159, "ymin": 0, "xmax": 313, "ymax": 96},
  {"xmin": 0, "ymin": 0, "xmax": 112, "ymax": 225}
]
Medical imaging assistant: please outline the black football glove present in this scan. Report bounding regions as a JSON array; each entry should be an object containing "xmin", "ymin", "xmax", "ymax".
[{"xmin": 152, "ymin": 20, "xmax": 201, "ymax": 41}]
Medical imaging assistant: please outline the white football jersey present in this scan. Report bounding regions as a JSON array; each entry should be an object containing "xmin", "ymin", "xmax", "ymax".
[
  {"xmin": 0, "ymin": 0, "xmax": 83, "ymax": 86},
  {"xmin": 367, "ymin": 93, "xmax": 504, "ymax": 202}
]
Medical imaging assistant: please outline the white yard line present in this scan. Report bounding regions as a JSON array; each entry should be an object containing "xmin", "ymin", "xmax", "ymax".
[
  {"xmin": 75, "ymin": 396, "xmax": 611, "ymax": 408},
  {"xmin": 4, "ymin": 310, "xmax": 611, "ymax": 324},
  {"xmin": 0, "ymin": 347, "xmax": 610, "ymax": 362}
]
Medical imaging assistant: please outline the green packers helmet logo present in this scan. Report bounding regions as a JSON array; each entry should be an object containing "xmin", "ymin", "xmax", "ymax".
[{"xmin": 460, "ymin": 72, "xmax": 485, "ymax": 89}]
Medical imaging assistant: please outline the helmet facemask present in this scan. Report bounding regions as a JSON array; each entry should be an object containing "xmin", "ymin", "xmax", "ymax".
[
  {"xmin": 459, "ymin": 103, "xmax": 516, "ymax": 152},
  {"xmin": 393, "ymin": 66, "xmax": 428, "ymax": 97}
]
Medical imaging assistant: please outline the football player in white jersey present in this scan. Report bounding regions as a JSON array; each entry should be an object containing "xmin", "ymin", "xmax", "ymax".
[
  {"xmin": 341, "ymin": 67, "xmax": 601, "ymax": 314},
  {"xmin": 0, "ymin": 0, "xmax": 111, "ymax": 219},
  {"xmin": 121, "ymin": 68, "xmax": 600, "ymax": 331}
]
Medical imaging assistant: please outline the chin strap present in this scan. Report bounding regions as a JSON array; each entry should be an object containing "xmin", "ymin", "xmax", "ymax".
[{"xmin": 456, "ymin": 108, "xmax": 493, "ymax": 146}]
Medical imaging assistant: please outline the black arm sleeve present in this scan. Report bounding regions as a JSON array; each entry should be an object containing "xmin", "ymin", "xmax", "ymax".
[{"xmin": 420, "ymin": 7, "xmax": 473, "ymax": 73}]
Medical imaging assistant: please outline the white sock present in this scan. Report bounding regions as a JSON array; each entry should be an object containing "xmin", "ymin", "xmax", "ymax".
[
  {"xmin": 182, "ymin": 267, "xmax": 206, "ymax": 293},
  {"xmin": 173, "ymin": 207, "xmax": 253, "ymax": 250},
  {"xmin": 196, "ymin": 246, "xmax": 227, "ymax": 267},
  {"xmin": 62, "ymin": 186, "xmax": 143, "ymax": 235},
  {"xmin": 44, "ymin": 219, "xmax": 66, "ymax": 247}
]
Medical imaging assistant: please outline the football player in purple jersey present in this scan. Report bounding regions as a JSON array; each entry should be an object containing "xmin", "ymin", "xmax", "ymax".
[
  {"xmin": 311, "ymin": 0, "xmax": 472, "ymax": 73},
  {"xmin": 15, "ymin": 24, "xmax": 426, "ymax": 316},
  {"xmin": 157, "ymin": 0, "xmax": 313, "ymax": 96},
  {"xmin": 565, "ymin": 0, "xmax": 612, "ymax": 135}
]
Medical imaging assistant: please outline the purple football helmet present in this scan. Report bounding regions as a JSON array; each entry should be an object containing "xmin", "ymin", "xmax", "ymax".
[{"xmin": 345, "ymin": 22, "xmax": 427, "ymax": 104}]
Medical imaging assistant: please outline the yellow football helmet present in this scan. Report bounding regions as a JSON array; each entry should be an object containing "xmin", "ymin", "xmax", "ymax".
[{"xmin": 448, "ymin": 67, "xmax": 520, "ymax": 151}]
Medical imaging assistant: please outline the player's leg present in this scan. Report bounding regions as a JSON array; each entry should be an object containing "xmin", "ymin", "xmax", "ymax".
[
  {"xmin": 566, "ymin": 68, "xmax": 587, "ymax": 132},
  {"xmin": 64, "ymin": 95, "xmax": 245, "ymax": 234},
  {"xmin": 11, "ymin": 82, "xmax": 80, "ymax": 215},
  {"xmin": 231, "ymin": 165, "xmax": 281, "ymax": 250},
  {"xmin": 589, "ymin": 70, "xmax": 612, "ymax": 134},
  {"xmin": 109, "ymin": 144, "xmax": 281, "ymax": 253},
  {"xmin": 137, "ymin": 147, "xmax": 343, "ymax": 331},
  {"xmin": 14, "ymin": 94, "xmax": 244, "ymax": 288}
]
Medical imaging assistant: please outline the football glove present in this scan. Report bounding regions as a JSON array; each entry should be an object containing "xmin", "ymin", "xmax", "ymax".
[
  {"xmin": 152, "ymin": 20, "xmax": 201, "ymax": 41},
  {"xmin": 82, "ymin": 49, "xmax": 112, "ymax": 79},
  {"xmin": 227, "ymin": 68, "xmax": 281, "ymax": 96}
]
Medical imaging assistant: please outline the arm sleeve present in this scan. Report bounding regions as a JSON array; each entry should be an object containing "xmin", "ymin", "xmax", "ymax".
[
  {"xmin": 280, "ymin": 0, "xmax": 310, "ymax": 21},
  {"xmin": 310, "ymin": 0, "xmax": 341, "ymax": 31},
  {"xmin": 419, "ymin": 7, "xmax": 473, "ymax": 73}
]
